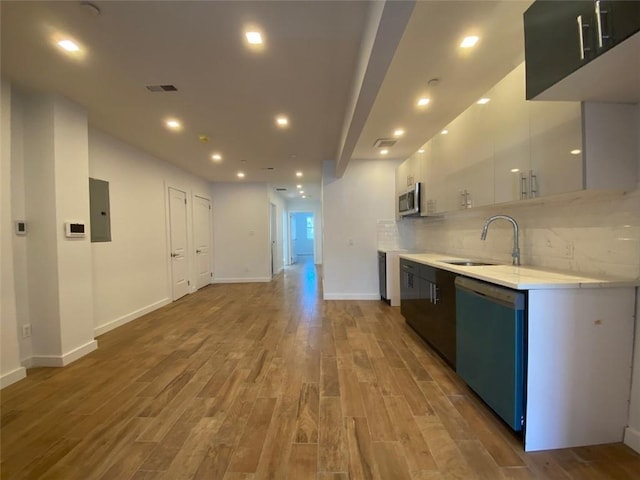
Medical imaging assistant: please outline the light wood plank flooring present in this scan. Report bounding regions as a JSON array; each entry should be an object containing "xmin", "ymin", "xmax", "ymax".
[{"xmin": 2, "ymin": 260, "xmax": 639, "ymax": 479}]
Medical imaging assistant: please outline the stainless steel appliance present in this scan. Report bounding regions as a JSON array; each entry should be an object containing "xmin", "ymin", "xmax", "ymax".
[
  {"xmin": 398, "ymin": 183, "xmax": 420, "ymax": 216},
  {"xmin": 378, "ymin": 251, "xmax": 387, "ymax": 302}
]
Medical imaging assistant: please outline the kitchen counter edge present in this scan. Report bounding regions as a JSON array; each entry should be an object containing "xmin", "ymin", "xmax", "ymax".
[{"xmin": 398, "ymin": 253, "xmax": 639, "ymax": 290}]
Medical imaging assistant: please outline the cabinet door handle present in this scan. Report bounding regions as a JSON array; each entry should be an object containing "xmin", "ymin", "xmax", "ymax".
[
  {"xmin": 433, "ymin": 285, "xmax": 439, "ymax": 305},
  {"xmin": 595, "ymin": 1, "xmax": 608, "ymax": 49},
  {"xmin": 520, "ymin": 174, "xmax": 528, "ymax": 200},
  {"xmin": 577, "ymin": 15, "xmax": 591, "ymax": 60},
  {"xmin": 529, "ymin": 170, "xmax": 538, "ymax": 198}
]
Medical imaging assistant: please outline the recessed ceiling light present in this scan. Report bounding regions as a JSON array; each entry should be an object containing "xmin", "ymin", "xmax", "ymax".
[
  {"xmin": 302, "ymin": 195, "xmax": 307, "ymax": 199},
  {"xmin": 237, "ymin": 171, "xmax": 245, "ymax": 178},
  {"xmin": 276, "ymin": 116, "xmax": 289, "ymax": 127},
  {"xmin": 510, "ymin": 168, "xmax": 520, "ymax": 173},
  {"xmin": 418, "ymin": 149, "xmax": 425, "ymax": 153},
  {"xmin": 296, "ymin": 171, "xmax": 303, "ymax": 177},
  {"xmin": 296, "ymin": 184, "xmax": 302, "ymax": 189},
  {"xmin": 417, "ymin": 97, "xmax": 430, "ymax": 107},
  {"xmin": 380, "ymin": 149, "xmax": 389, "ymax": 155},
  {"xmin": 477, "ymin": 98, "xmax": 491, "ymax": 105},
  {"xmin": 393, "ymin": 129, "xmax": 405, "ymax": 137},
  {"xmin": 165, "ymin": 119, "xmax": 182, "ymax": 130},
  {"xmin": 300, "ymin": 190, "xmax": 305, "ymax": 195},
  {"xmin": 211, "ymin": 153, "xmax": 222, "ymax": 162},
  {"xmin": 245, "ymin": 31, "xmax": 263, "ymax": 45},
  {"xmin": 460, "ymin": 36, "xmax": 479, "ymax": 48},
  {"xmin": 441, "ymin": 129, "xmax": 449, "ymax": 135},
  {"xmin": 57, "ymin": 39, "xmax": 80, "ymax": 52},
  {"xmin": 570, "ymin": 149, "xmax": 582, "ymax": 155}
]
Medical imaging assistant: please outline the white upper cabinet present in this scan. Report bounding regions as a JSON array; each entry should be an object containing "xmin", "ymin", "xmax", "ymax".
[
  {"xmin": 492, "ymin": 65, "xmax": 532, "ymax": 204},
  {"xmin": 397, "ymin": 61, "xmax": 638, "ymax": 215}
]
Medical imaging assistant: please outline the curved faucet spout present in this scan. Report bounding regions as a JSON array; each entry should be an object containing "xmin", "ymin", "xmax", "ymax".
[{"xmin": 480, "ymin": 215, "xmax": 520, "ymax": 266}]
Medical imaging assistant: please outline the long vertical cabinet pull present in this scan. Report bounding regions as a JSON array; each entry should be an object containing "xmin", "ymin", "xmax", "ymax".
[
  {"xmin": 529, "ymin": 170, "xmax": 538, "ymax": 198},
  {"xmin": 520, "ymin": 174, "xmax": 528, "ymax": 200},
  {"xmin": 577, "ymin": 15, "xmax": 591, "ymax": 60},
  {"xmin": 595, "ymin": 1, "xmax": 608, "ymax": 49}
]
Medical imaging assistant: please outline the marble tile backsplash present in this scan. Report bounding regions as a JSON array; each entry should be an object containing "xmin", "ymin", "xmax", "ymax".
[
  {"xmin": 377, "ymin": 219, "xmax": 415, "ymax": 251},
  {"xmin": 409, "ymin": 189, "xmax": 640, "ymax": 279}
]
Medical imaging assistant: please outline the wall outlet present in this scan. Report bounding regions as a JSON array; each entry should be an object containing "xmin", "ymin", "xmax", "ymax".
[{"xmin": 22, "ymin": 324, "xmax": 32, "ymax": 338}]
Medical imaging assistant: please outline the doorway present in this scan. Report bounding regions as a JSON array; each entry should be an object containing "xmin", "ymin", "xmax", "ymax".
[
  {"xmin": 270, "ymin": 203, "xmax": 278, "ymax": 276},
  {"xmin": 168, "ymin": 187, "xmax": 189, "ymax": 301},
  {"xmin": 193, "ymin": 195, "xmax": 212, "ymax": 289},
  {"xmin": 289, "ymin": 212, "xmax": 314, "ymax": 264}
]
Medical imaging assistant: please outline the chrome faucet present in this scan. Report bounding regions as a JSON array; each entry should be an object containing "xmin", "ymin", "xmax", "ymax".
[{"xmin": 480, "ymin": 215, "xmax": 520, "ymax": 266}]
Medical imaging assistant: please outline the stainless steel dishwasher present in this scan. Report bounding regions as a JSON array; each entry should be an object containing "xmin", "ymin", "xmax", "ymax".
[{"xmin": 455, "ymin": 276, "xmax": 526, "ymax": 431}]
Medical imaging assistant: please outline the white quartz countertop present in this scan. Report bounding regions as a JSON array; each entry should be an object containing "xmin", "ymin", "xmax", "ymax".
[{"xmin": 398, "ymin": 253, "xmax": 639, "ymax": 290}]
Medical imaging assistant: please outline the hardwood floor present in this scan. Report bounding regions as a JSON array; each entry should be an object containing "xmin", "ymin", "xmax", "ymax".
[{"xmin": 2, "ymin": 260, "xmax": 639, "ymax": 479}]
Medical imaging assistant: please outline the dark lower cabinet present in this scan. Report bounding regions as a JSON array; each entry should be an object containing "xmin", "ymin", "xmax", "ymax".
[
  {"xmin": 400, "ymin": 259, "xmax": 457, "ymax": 368},
  {"xmin": 524, "ymin": 0, "xmax": 640, "ymax": 99}
]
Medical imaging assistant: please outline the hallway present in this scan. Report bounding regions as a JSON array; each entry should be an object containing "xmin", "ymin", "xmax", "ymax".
[{"xmin": 1, "ymin": 263, "xmax": 639, "ymax": 479}]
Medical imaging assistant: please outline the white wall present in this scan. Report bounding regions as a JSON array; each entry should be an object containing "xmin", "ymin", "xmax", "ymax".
[
  {"xmin": 322, "ymin": 158, "xmax": 400, "ymax": 299},
  {"xmin": 1, "ymin": 78, "xmax": 26, "ymax": 388},
  {"xmin": 288, "ymin": 198, "xmax": 323, "ymax": 264},
  {"xmin": 89, "ymin": 129, "xmax": 211, "ymax": 335},
  {"xmin": 22, "ymin": 93, "xmax": 62, "ymax": 357},
  {"xmin": 9, "ymin": 88, "xmax": 31, "ymax": 364},
  {"xmin": 625, "ymin": 103, "xmax": 640, "ymax": 453},
  {"xmin": 211, "ymin": 183, "xmax": 271, "ymax": 282},
  {"xmin": 52, "ymin": 96, "xmax": 95, "ymax": 356}
]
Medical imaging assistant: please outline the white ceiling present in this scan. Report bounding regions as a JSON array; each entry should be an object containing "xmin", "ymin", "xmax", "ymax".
[{"xmin": 1, "ymin": 0, "xmax": 532, "ymax": 201}]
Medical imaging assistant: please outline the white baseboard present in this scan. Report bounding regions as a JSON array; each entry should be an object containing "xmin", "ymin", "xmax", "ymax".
[
  {"xmin": 0, "ymin": 366, "xmax": 27, "ymax": 389},
  {"xmin": 21, "ymin": 357, "xmax": 33, "ymax": 369},
  {"xmin": 323, "ymin": 293, "xmax": 381, "ymax": 300},
  {"xmin": 624, "ymin": 426, "xmax": 640, "ymax": 454},
  {"xmin": 94, "ymin": 298, "xmax": 171, "ymax": 337},
  {"xmin": 31, "ymin": 340, "xmax": 98, "ymax": 367},
  {"xmin": 212, "ymin": 277, "xmax": 272, "ymax": 284}
]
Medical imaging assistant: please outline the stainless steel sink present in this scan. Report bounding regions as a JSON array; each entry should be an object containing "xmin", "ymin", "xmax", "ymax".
[{"xmin": 442, "ymin": 260, "xmax": 497, "ymax": 267}]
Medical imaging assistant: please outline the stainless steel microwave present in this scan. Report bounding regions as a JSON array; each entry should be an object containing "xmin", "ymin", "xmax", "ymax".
[{"xmin": 398, "ymin": 182, "xmax": 420, "ymax": 216}]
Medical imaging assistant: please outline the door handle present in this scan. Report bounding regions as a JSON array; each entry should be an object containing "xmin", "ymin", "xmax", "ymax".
[
  {"xmin": 171, "ymin": 253, "xmax": 178, "ymax": 258},
  {"xmin": 196, "ymin": 249, "xmax": 202, "ymax": 254}
]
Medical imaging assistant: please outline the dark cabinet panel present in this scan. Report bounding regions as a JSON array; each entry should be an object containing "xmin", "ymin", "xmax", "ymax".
[
  {"xmin": 399, "ymin": 260, "xmax": 457, "ymax": 368},
  {"xmin": 378, "ymin": 252, "xmax": 387, "ymax": 300},
  {"xmin": 524, "ymin": 0, "xmax": 640, "ymax": 99},
  {"xmin": 524, "ymin": 1, "xmax": 596, "ymax": 99},
  {"xmin": 595, "ymin": 1, "xmax": 640, "ymax": 52}
]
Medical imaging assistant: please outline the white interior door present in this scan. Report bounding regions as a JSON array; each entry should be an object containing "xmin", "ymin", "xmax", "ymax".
[
  {"xmin": 194, "ymin": 195, "xmax": 212, "ymax": 288},
  {"xmin": 169, "ymin": 187, "xmax": 189, "ymax": 301}
]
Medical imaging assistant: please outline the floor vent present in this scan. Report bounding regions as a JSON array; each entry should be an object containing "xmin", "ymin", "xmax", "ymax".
[{"xmin": 146, "ymin": 84, "xmax": 178, "ymax": 92}]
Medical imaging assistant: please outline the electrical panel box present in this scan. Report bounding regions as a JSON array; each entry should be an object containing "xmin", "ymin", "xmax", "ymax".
[{"xmin": 89, "ymin": 177, "xmax": 112, "ymax": 242}]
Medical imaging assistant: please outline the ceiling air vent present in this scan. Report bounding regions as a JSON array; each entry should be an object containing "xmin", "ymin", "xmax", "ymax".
[
  {"xmin": 373, "ymin": 138, "xmax": 397, "ymax": 148},
  {"xmin": 275, "ymin": 188, "xmax": 287, "ymax": 192},
  {"xmin": 146, "ymin": 84, "xmax": 178, "ymax": 92}
]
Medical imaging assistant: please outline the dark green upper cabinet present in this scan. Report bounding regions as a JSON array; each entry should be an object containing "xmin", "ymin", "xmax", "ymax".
[{"xmin": 524, "ymin": 0, "xmax": 640, "ymax": 100}]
